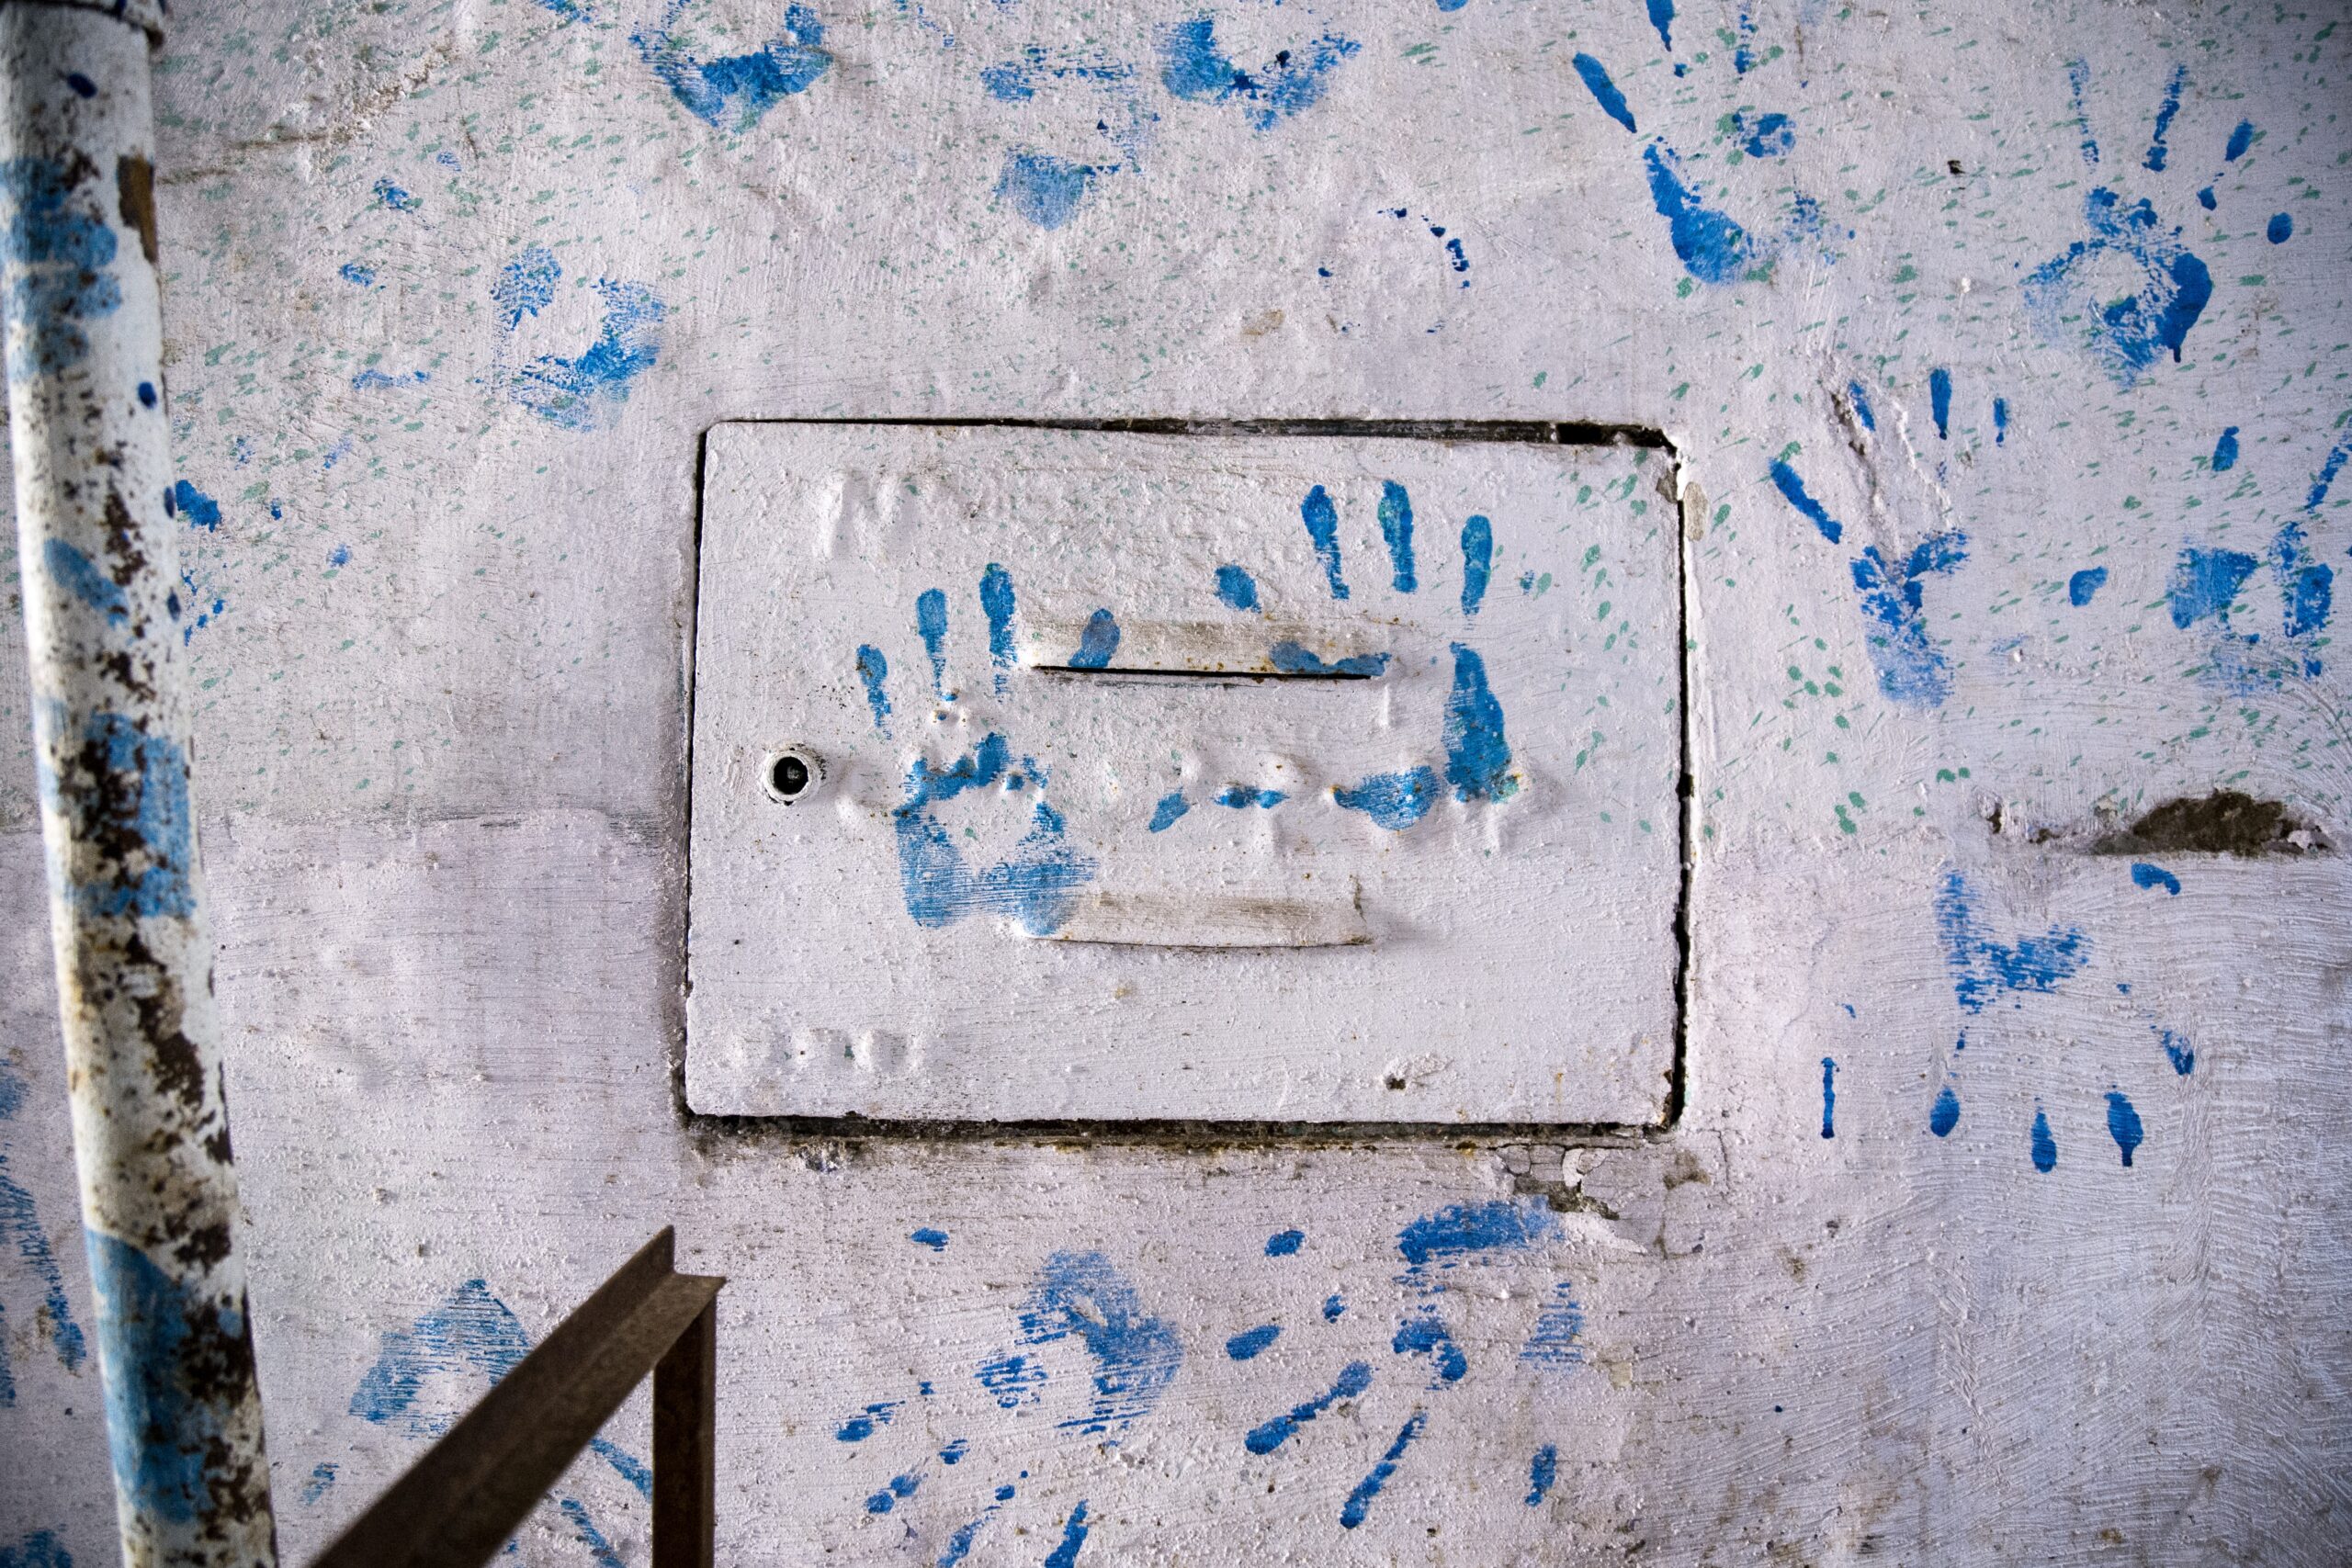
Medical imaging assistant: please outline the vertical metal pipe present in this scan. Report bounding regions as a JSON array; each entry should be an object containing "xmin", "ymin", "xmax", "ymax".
[{"xmin": 0, "ymin": 3, "xmax": 278, "ymax": 1563}]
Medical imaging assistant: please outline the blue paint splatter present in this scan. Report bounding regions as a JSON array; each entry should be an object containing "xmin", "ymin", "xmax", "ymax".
[
  {"xmin": 300, "ymin": 1461, "xmax": 339, "ymax": 1505},
  {"xmin": 1042, "ymin": 1501, "xmax": 1091, "ymax": 1568},
  {"xmin": 84, "ymin": 1231, "xmax": 246, "ymax": 1524},
  {"xmin": 0, "ymin": 1066, "xmax": 87, "ymax": 1401},
  {"xmin": 2308, "ymin": 443, "xmax": 2348, "ymax": 511},
  {"xmin": 1148, "ymin": 792, "xmax": 1190, "ymax": 833},
  {"xmin": 2030, "ymin": 1108, "xmax": 2058, "ymax": 1172},
  {"xmin": 1526, "ymin": 1445, "xmax": 1557, "ymax": 1506},
  {"xmin": 892, "ymin": 737, "xmax": 1095, "ymax": 935},
  {"xmin": 1340, "ymin": 1411, "xmax": 1427, "ymax": 1529},
  {"xmin": 1993, "ymin": 397, "xmax": 2009, "ymax": 446},
  {"xmin": 1571, "ymin": 53, "xmax": 1637, "ymax": 135},
  {"xmin": 1849, "ymin": 532, "xmax": 1968, "ymax": 707},
  {"xmin": 911, "ymin": 1227, "xmax": 949, "ymax": 1250},
  {"xmin": 2023, "ymin": 186, "xmax": 2211, "ymax": 388},
  {"xmin": 936, "ymin": 1487, "xmax": 1013, "ymax": 1568},
  {"xmin": 0, "ymin": 157, "xmax": 125, "ymax": 379},
  {"xmin": 328, "ymin": 545, "xmax": 351, "ymax": 569},
  {"xmin": 838, "ymin": 1402, "xmax": 899, "ymax": 1441},
  {"xmin": 1736, "ymin": 111, "xmax": 1792, "ymax": 158},
  {"xmin": 2154, "ymin": 1026, "xmax": 2194, "ymax": 1076},
  {"xmin": 1396, "ymin": 1197, "xmax": 1559, "ymax": 1279},
  {"xmin": 1243, "ymin": 1359, "xmax": 1372, "ymax": 1453},
  {"xmin": 1393, "ymin": 1312, "xmax": 1467, "ymax": 1385},
  {"xmin": 1215, "ymin": 564, "xmax": 1260, "ymax": 611},
  {"xmin": 44, "ymin": 538, "xmax": 128, "ymax": 625},
  {"xmin": 996, "ymin": 152, "xmax": 1100, "ymax": 230},
  {"xmin": 491, "ymin": 244, "xmax": 560, "ymax": 330},
  {"xmin": 1769, "ymin": 460, "xmax": 1842, "ymax": 543},
  {"xmin": 2131, "ymin": 863, "xmax": 2180, "ymax": 896},
  {"xmin": 1518, "ymin": 1283, "xmax": 1583, "ymax": 1368},
  {"xmin": 2212, "ymin": 428, "xmax": 2239, "ymax": 471},
  {"xmin": 590, "ymin": 1438, "xmax": 650, "ymax": 1498},
  {"xmin": 1215, "ymin": 784, "xmax": 1285, "ymax": 809},
  {"xmin": 856, "ymin": 645, "xmax": 892, "ymax": 736},
  {"xmin": 2068, "ymin": 567, "xmax": 2108, "ymax": 606},
  {"xmin": 1069, "ymin": 608, "xmax": 1121, "ymax": 669},
  {"xmin": 1642, "ymin": 143, "xmax": 1758, "ymax": 285},
  {"xmin": 1935, "ymin": 870, "xmax": 2090, "ymax": 1014},
  {"xmin": 1459, "ymin": 515, "xmax": 1492, "ymax": 617},
  {"xmin": 1442, "ymin": 644, "xmax": 1513, "ymax": 802},
  {"xmin": 865, "ymin": 1472, "xmax": 923, "ymax": 1514},
  {"xmin": 980, "ymin": 563, "xmax": 1017, "ymax": 692},
  {"xmin": 1227, "ymin": 1325, "xmax": 1281, "ymax": 1360},
  {"xmin": 1268, "ymin": 641, "xmax": 1389, "ymax": 677},
  {"xmin": 1847, "ymin": 381, "xmax": 1875, "ymax": 432},
  {"xmin": 1819, "ymin": 1056, "xmax": 1837, "ymax": 1139},
  {"xmin": 505, "ymin": 276, "xmax": 665, "ymax": 432},
  {"xmin": 1017, "ymin": 1251, "xmax": 1182, "ymax": 1438},
  {"xmin": 2167, "ymin": 547, "xmax": 2259, "ymax": 629},
  {"xmin": 339, "ymin": 262, "xmax": 375, "ymax": 288},
  {"xmin": 917, "ymin": 588, "xmax": 951, "ymax": 697},
  {"xmin": 2106, "ymin": 1090, "xmax": 2143, "ymax": 1167},
  {"xmin": 1265, "ymin": 1228, "xmax": 1304, "ymax": 1257},
  {"xmin": 136, "ymin": 380, "xmax": 155, "ymax": 408},
  {"xmin": 1929, "ymin": 1084, "xmax": 1961, "ymax": 1137},
  {"xmin": 373, "ymin": 179, "xmax": 418, "ymax": 211},
  {"xmin": 938, "ymin": 1438, "xmax": 967, "ymax": 1464},
  {"xmin": 1300, "ymin": 484, "xmax": 1349, "ymax": 599},
  {"xmin": 1377, "ymin": 480, "xmax": 1417, "ymax": 592},
  {"xmin": 1333, "ymin": 767, "xmax": 1437, "ymax": 831},
  {"xmin": 2143, "ymin": 64, "xmax": 2187, "ymax": 171},
  {"xmin": 2198, "ymin": 186, "xmax": 2216, "ymax": 210},
  {"xmin": 635, "ymin": 1, "xmax": 832, "ymax": 130},
  {"xmin": 2267, "ymin": 211, "xmax": 2293, "ymax": 244},
  {"xmin": 1160, "ymin": 16, "xmax": 1360, "ymax": 132},
  {"xmin": 1322, "ymin": 1293, "xmax": 1346, "ymax": 1322},
  {"xmin": 1928, "ymin": 368, "xmax": 1952, "ymax": 439},
  {"xmin": 2225, "ymin": 118, "xmax": 2256, "ymax": 160},
  {"xmin": 559, "ymin": 1497, "xmax": 624, "ymax": 1568}
]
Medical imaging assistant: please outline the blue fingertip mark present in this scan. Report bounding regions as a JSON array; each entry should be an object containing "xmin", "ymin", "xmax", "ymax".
[
  {"xmin": 1322, "ymin": 1293, "xmax": 1345, "ymax": 1321},
  {"xmin": 917, "ymin": 588, "xmax": 950, "ymax": 697},
  {"xmin": 1929, "ymin": 1084, "xmax": 1961, "ymax": 1137},
  {"xmin": 1847, "ymin": 380, "xmax": 1875, "ymax": 431},
  {"xmin": 1215, "ymin": 784, "xmax": 1285, "ymax": 809},
  {"xmin": 2030, "ymin": 1108, "xmax": 2058, "ymax": 1173},
  {"xmin": 1442, "ymin": 644, "xmax": 1514, "ymax": 801},
  {"xmin": 2143, "ymin": 64, "xmax": 2186, "ymax": 171},
  {"xmin": 136, "ymin": 380, "xmax": 154, "ymax": 408},
  {"xmin": 2225, "ymin": 118, "xmax": 2255, "ymax": 160},
  {"xmin": 1819, "ymin": 1057, "xmax": 1837, "ymax": 1139},
  {"xmin": 1643, "ymin": 142, "xmax": 1756, "ymax": 285},
  {"xmin": 1332, "ymin": 767, "xmax": 1437, "ymax": 831},
  {"xmin": 1339, "ymin": 1411, "xmax": 1427, "ymax": 1529},
  {"xmin": 1148, "ymin": 792, "xmax": 1190, "ymax": 832},
  {"xmin": 1769, "ymin": 460, "xmax": 1841, "ymax": 543},
  {"xmin": 1518, "ymin": 1283, "xmax": 1583, "ymax": 1368},
  {"xmin": 2106, "ymin": 1090, "xmax": 2143, "ymax": 1167},
  {"xmin": 910, "ymin": 1228, "xmax": 949, "ymax": 1250},
  {"xmin": 2130, "ymin": 863, "xmax": 2179, "ymax": 896},
  {"xmin": 1993, "ymin": 397, "xmax": 2008, "ymax": 445},
  {"xmin": 1301, "ymin": 484, "xmax": 1348, "ymax": 599},
  {"xmin": 1377, "ymin": 480, "xmax": 1417, "ymax": 592},
  {"xmin": 1928, "ymin": 367, "xmax": 1952, "ymax": 439},
  {"xmin": 1392, "ymin": 1313, "xmax": 1466, "ymax": 1385},
  {"xmin": 996, "ymin": 151, "xmax": 1099, "ymax": 230},
  {"xmin": 855, "ymin": 645, "xmax": 892, "ymax": 736},
  {"xmin": 1243, "ymin": 1360, "xmax": 1372, "ymax": 1453},
  {"xmin": 1042, "ymin": 1502, "xmax": 1090, "ymax": 1568},
  {"xmin": 2068, "ymin": 567, "xmax": 2108, "ymax": 606},
  {"xmin": 980, "ymin": 564, "xmax": 1016, "ymax": 690},
  {"xmin": 2155, "ymin": 1027, "xmax": 2194, "ymax": 1076},
  {"xmin": 1227, "ymin": 1325, "xmax": 1281, "ymax": 1360},
  {"xmin": 1265, "ymin": 1228, "xmax": 1304, "ymax": 1257},
  {"xmin": 2266, "ymin": 211, "xmax": 2292, "ymax": 244},
  {"xmin": 1526, "ymin": 1445, "xmax": 1557, "ymax": 1506},
  {"xmin": 1070, "ymin": 609, "xmax": 1121, "ymax": 669},
  {"xmin": 173, "ymin": 479, "xmax": 220, "ymax": 531},
  {"xmin": 2211, "ymin": 427, "xmax": 2239, "ymax": 471},
  {"xmin": 1268, "ymin": 641, "xmax": 1389, "ymax": 677},
  {"xmin": 1459, "ymin": 515, "xmax": 1492, "ymax": 617},
  {"xmin": 1215, "ymin": 564, "xmax": 1260, "ymax": 611},
  {"xmin": 1571, "ymin": 53, "xmax": 1637, "ymax": 135}
]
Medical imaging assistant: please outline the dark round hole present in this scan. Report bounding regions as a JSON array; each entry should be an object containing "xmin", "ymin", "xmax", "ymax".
[{"xmin": 770, "ymin": 753, "xmax": 810, "ymax": 798}]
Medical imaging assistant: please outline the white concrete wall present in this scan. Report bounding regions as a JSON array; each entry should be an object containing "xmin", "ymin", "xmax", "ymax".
[{"xmin": 4, "ymin": 0, "xmax": 2347, "ymax": 1562}]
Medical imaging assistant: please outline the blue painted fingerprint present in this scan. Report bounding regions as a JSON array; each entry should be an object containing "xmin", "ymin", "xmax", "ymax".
[
  {"xmin": 2212, "ymin": 427, "xmax": 2239, "ymax": 471},
  {"xmin": 2154, "ymin": 1027, "xmax": 2194, "ymax": 1076},
  {"xmin": 1571, "ymin": 53, "xmax": 1637, "ymax": 134},
  {"xmin": 1378, "ymin": 480, "xmax": 1417, "ymax": 592},
  {"xmin": 1459, "ymin": 515, "xmax": 1492, "ymax": 616},
  {"xmin": 1333, "ymin": 767, "xmax": 1437, "ymax": 831},
  {"xmin": 2130, "ymin": 863, "xmax": 2180, "ymax": 896},
  {"xmin": 1769, "ymin": 460, "xmax": 1842, "ymax": 543},
  {"xmin": 1246, "ymin": 1360, "xmax": 1373, "ymax": 1454},
  {"xmin": 2068, "ymin": 567, "xmax": 2108, "ymax": 606},
  {"xmin": 1642, "ymin": 143, "xmax": 1755, "ymax": 284},
  {"xmin": 1265, "ymin": 1229, "xmax": 1304, "ymax": 1257},
  {"xmin": 1992, "ymin": 397, "xmax": 2008, "ymax": 445},
  {"xmin": 1393, "ymin": 1313, "xmax": 1467, "ymax": 1385},
  {"xmin": 1227, "ymin": 1325, "xmax": 1281, "ymax": 1360},
  {"xmin": 917, "ymin": 588, "xmax": 950, "ymax": 697},
  {"xmin": 1819, "ymin": 1057, "xmax": 1837, "ymax": 1139},
  {"xmin": 910, "ymin": 1228, "xmax": 949, "ymax": 1250},
  {"xmin": 2225, "ymin": 118, "xmax": 2255, "ymax": 161},
  {"xmin": 1930, "ymin": 1084, "xmax": 1960, "ymax": 1137},
  {"xmin": 1070, "ymin": 609, "xmax": 1121, "ymax": 669},
  {"xmin": 1216, "ymin": 784, "xmax": 1285, "ymax": 809},
  {"xmin": 2143, "ymin": 64, "xmax": 2186, "ymax": 171},
  {"xmin": 1442, "ymin": 645, "xmax": 1513, "ymax": 801},
  {"xmin": 1928, "ymin": 368, "xmax": 1952, "ymax": 439},
  {"xmin": 1148, "ymin": 792, "xmax": 1190, "ymax": 832},
  {"xmin": 2030, "ymin": 1108, "xmax": 2057, "ymax": 1173},
  {"xmin": 1847, "ymin": 381, "xmax": 1875, "ymax": 431},
  {"xmin": 1526, "ymin": 1444, "xmax": 1557, "ymax": 1506},
  {"xmin": 1301, "ymin": 484, "xmax": 1348, "ymax": 599},
  {"xmin": 1215, "ymin": 564, "xmax": 1260, "ymax": 611},
  {"xmin": 997, "ymin": 152, "xmax": 1099, "ymax": 230},
  {"xmin": 2106, "ymin": 1090, "xmax": 2143, "ymax": 1167},
  {"xmin": 1042, "ymin": 1501, "xmax": 1089, "ymax": 1568},
  {"xmin": 2267, "ymin": 211, "xmax": 2293, "ymax": 244},
  {"xmin": 979, "ymin": 564, "xmax": 1016, "ymax": 690},
  {"xmin": 855, "ymin": 646, "xmax": 892, "ymax": 735}
]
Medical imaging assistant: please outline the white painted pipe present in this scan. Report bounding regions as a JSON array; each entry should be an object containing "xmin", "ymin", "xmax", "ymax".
[{"xmin": 0, "ymin": 3, "xmax": 278, "ymax": 1562}]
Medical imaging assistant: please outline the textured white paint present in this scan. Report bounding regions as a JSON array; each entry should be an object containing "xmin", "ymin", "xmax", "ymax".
[
  {"xmin": 0, "ymin": 0, "xmax": 2347, "ymax": 1563},
  {"xmin": 688, "ymin": 423, "xmax": 1680, "ymax": 1122}
]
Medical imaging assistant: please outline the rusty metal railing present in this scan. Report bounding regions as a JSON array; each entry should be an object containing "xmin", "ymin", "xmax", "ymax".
[{"xmin": 316, "ymin": 1229, "xmax": 723, "ymax": 1568}]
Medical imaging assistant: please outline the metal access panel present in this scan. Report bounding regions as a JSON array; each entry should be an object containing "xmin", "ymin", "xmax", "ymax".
[{"xmin": 685, "ymin": 423, "xmax": 1684, "ymax": 1127}]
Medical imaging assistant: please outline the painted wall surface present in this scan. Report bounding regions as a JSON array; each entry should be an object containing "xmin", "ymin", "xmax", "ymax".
[{"xmin": 2, "ymin": 0, "xmax": 2348, "ymax": 1563}]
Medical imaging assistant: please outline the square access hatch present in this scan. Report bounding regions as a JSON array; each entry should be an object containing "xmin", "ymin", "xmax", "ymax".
[{"xmin": 685, "ymin": 423, "xmax": 1684, "ymax": 1127}]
